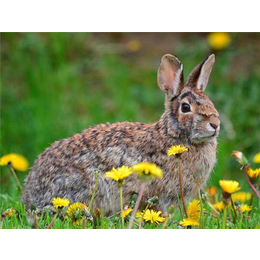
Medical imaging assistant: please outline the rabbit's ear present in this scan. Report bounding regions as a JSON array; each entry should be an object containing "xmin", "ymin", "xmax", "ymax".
[
  {"xmin": 186, "ymin": 54, "xmax": 215, "ymax": 91},
  {"xmin": 157, "ymin": 54, "xmax": 184, "ymax": 99}
]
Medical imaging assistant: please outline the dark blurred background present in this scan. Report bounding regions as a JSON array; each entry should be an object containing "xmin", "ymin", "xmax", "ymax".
[{"xmin": 1, "ymin": 32, "xmax": 260, "ymax": 197}]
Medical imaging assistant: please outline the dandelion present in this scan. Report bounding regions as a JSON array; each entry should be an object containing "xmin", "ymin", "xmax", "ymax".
[
  {"xmin": 106, "ymin": 165, "xmax": 133, "ymax": 228},
  {"xmin": 253, "ymin": 152, "xmax": 260, "ymax": 163},
  {"xmin": 105, "ymin": 166, "xmax": 133, "ymax": 183},
  {"xmin": 132, "ymin": 162, "xmax": 163, "ymax": 180},
  {"xmin": 213, "ymin": 201, "xmax": 225, "ymax": 212},
  {"xmin": 180, "ymin": 199, "xmax": 201, "ymax": 227},
  {"xmin": 127, "ymin": 40, "xmax": 141, "ymax": 52},
  {"xmin": 0, "ymin": 153, "xmax": 29, "ymax": 194},
  {"xmin": 167, "ymin": 145, "xmax": 188, "ymax": 157},
  {"xmin": 219, "ymin": 180, "xmax": 241, "ymax": 195},
  {"xmin": 206, "ymin": 186, "xmax": 217, "ymax": 196},
  {"xmin": 239, "ymin": 205, "xmax": 252, "ymax": 213},
  {"xmin": 168, "ymin": 145, "xmax": 188, "ymax": 217},
  {"xmin": 1, "ymin": 208, "xmax": 16, "ymax": 218},
  {"xmin": 247, "ymin": 168, "xmax": 260, "ymax": 179},
  {"xmin": 0, "ymin": 153, "xmax": 29, "ymax": 171},
  {"xmin": 142, "ymin": 209, "xmax": 165, "ymax": 224},
  {"xmin": 52, "ymin": 197, "xmax": 70, "ymax": 209},
  {"xmin": 121, "ymin": 208, "xmax": 133, "ymax": 218},
  {"xmin": 219, "ymin": 180, "xmax": 240, "ymax": 228},
  {"xmin": 67, "ymin": 202, "xmax": 88, "ymax": 225},
  {"xmin": 232, "ymin": 192, "xmax": 251, "ymax": 203},
  {"xmin": 128, "ymin": 162, "xmax": 163, "ymax": 229},
  {"xmin": 136, "ymin": 210, "xmax": 143, "ymax": 222},
  {"xmin": 207, "ymin": 32, "xmax": 231, "ymax": 50},
  {"xmin": 180, "ymin": 218, "xmax": 199, "ymax": 227}
]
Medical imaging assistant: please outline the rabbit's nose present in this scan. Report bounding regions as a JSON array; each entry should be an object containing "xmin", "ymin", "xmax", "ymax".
[{"xmin": 210, "ymin": 123, "xmax": 218, "ymax": 130}]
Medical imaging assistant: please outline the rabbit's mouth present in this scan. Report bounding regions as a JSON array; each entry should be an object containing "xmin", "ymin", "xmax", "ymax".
[{"xmin": 190, "ymin": 131, "xmax": 219, "ymax": 144}]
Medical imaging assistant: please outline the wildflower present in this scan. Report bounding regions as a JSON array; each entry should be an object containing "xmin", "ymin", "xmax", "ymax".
[
  {"xmin": 121, "ymin": 208, "xmax": 133, "ymax": 218},
  {"xmin": 132, "ymin": 162, "xmax": 163, "ymax": 180},
  {"xmin": 247, "ymin": 168, "xmax": 260, "ymax": 179},
  {"xmin": 206, "ymin": 186, "xmax": 217, "ymax": 196},
  {"xmin": 0, "ymin": 153, "xmax": 29, "ymax": 171},
  {"xmin": 167, "ymin": 145, "xmax": 188, "ymax": 157},
  {"xmin": 207, "ymin": 32, "xmax": 231, "ymax": 50},
  {"xmin": 180, "ymin": 199, "xmax": 201, "ymax": 227},
  {"xmin": 219, "ymin": 180, "xmax": 241, "ymax": 195},
  {"xmin": 239, "ymin": 204, "xmax": 252, "ymax": 213},
  {"xmin": 106, "ymin": 165, "xmax": 134, "ymax": 228},
  {"xmin": 52, "ymin": 197, "xmax": 70, "ymax": 209},
  {"xmin": 105, "ymin": 166, "xmax": 133, "ymax": 183},
  {"xmin": 127, "ymin": 40, "xmax": 141, "ymax": 52},
  {"xmin": 1, "ymin": 208, "xmax": 16, "ymax": 218},
  {"xmin": 253, "ymin": 152, "xmax": 260, "ymax": 163},
  {"xmin": 187, "ymin": 199, "xmax": 201, "ymax": 220},
  {"xmin": 180, "ymin": 218, "xmax": 199, "ymax": 227},
  {"xmin": 213, "ymin": 201, "xmax": 225, "ymax": 212},
  {"xmin": 136, "ymin": 210, "xmax": 143, "ymax": 222},
  {"xmin": 142, "ymin": 209, "xmax": 165, "ymax": 224},
  {"xmin": 67, "ymin": 202, "xmax": 88, "ymax": 225},
  {"xmin": 232, "ymin": 192, "xmax": 251, "ymax": 203}
]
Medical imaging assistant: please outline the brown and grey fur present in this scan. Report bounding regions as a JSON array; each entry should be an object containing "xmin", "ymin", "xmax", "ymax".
[{"xmin": 22, "ymin": 54, "xmax": 220, "ymax": 215}]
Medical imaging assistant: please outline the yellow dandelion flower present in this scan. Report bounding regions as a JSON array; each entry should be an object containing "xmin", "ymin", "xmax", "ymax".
[
  {"xmin": 232, "ymin": 192, "xmax": 251, "ymax": 203},
  {"xmin": 207, "ymin": 32, "xmax": 231, "ymax": 50},
  {"xmin": 52, "ymin": 197, "xmax": 70, "ymax": 209},
  {"xmin": 142, "ymin": 209, "xmax": 165, "ymax": 224},
  {"xmin": 127, "ymin": 40, "xmax": 141, "ymax": 52},
  {"xmin": 219, "ymin": 180, "xmax": 241, "ymax": 195},
  {"xmin": 167, "ymin": 145, "xmax": 188, "ymax": 157},
  {"xmin": 121, "ymin": 208, "xmax": 133, "ymax": 218},
  {"xmin": 247, "ymin": 168, "xmax": 260, "ymax": 179},
  {"xmin": 213, "ymin": 201, "xmax": 225, "ymax": 212},
  {"xmin": 136, "ymin": 210, "xmax": 143, "ymax": 222},
  {"xmin": 239, "ymin": 204, "xmax": 252, "ymax": 213},
  {"xmin": 67, "ymin": 202, "xmax": 88, "ymax": 225},
  {"xmin": 187, "ymin": 199, "xmax": 201, "ymax": 220},
  {"xmin": 105, "ymin": 165, "xmax": 133, "ymax": 182},
  {"xmin": 0, "ymin": 153, "xmax": 29, "ymax": 171},
  {"xmin": 206, "ymin": 186, "xmax": 217, "ymax": 196},
  {"xmin": 132, "ymin": 162, "xmax": 163, "ymax": 180},
  {"xmin": 180, "ymin": 199, "xmax": 201, "ymax": 226},
  {"xmin": 1, "ymin": 208, "xmax": 16, "ymax": 218},
  {"xmin": 180, "ymin": 218, "xmax": 199, "ymax": 227},
  {"xmin": 253, "ymin": 152, "xmax": 260, "ymax": 163}
]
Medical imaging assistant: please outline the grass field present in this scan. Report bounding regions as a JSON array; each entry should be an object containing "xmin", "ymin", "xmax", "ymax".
[{"xmin": 1, "ymin": 32, "xmax": 259, "ymax": 229}]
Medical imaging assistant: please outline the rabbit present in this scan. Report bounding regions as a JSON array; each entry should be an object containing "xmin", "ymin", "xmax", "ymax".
[{"xmin": 22, "ymin": 54, "xmax": 220, "ymax": 215}]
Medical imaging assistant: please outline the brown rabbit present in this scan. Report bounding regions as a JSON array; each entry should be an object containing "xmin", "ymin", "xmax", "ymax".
[{"xmin": 22, "ymin": 54, "xmax": 220, "ymax": 214}]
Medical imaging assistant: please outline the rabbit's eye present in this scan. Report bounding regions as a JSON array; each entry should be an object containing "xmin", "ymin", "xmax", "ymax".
[{"xmin": 181, "ymin": 103, "xmax": 191, "ymax": 113}]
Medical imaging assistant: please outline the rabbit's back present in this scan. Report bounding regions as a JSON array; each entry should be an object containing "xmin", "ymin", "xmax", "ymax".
[{"xmin": 22, "ymin": 121, "xmax": 164, "ymax": 213}]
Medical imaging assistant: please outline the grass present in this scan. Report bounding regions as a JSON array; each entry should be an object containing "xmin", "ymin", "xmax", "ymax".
[{"xmin": 0, "ymin": 32, "xmax": 260, "ymax": 228}]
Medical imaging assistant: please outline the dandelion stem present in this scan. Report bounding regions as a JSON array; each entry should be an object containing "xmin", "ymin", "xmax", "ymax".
[
  {"xmin": 198, "ymin": 190, "xmax": 204, "ymax": 229},
  {"xmin": 222, "ymin": 205, "xmax": 227, "ymax": 229},
  {"xmin": 207, "ymin": 202, "xmax": 220, "ymax": 216},
  {"xmin": 243, "ymin": 165, "xmax": 260, "ymax": 199},
  {"xmin": 46, "ymin": 212, "xmax": 58, "ymax": 229},
  {"xmin": 230, "ymin": 197, "xmax": 238, "ymax": 221},
  {"xmin": 128, "ymin": 182, "xmax": 145, "ymax": 229},
  {"xmin": 8, "ymin": 164, "xmax": 23, "ymax": 194},
  {"xmin": 138, "ymin": 204, "xmax": 149, "ymax": 229},
  {"xmin": 178, "ymin": 158, "xmax": 188, "ymax": 218},
  {"xmin": 88, "ymin": 172, "xmax": 99, "ymax": 210},
  {"xmin": 176, "ymin": 193, "xmax": 183, "ymax": 219},
  {"xmin": 119, "ymin": 186, "xmax": 124, "ymax": 229}
]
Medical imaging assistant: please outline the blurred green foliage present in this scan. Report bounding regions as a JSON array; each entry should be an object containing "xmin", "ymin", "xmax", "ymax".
[{"xmin": 1, "ymin": 32, "xmax": 260, "ymax": 197}]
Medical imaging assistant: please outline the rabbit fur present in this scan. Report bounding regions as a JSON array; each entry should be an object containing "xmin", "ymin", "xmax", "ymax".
[{"xmin": 22, "ymin": 54, "xmax": 220, "ymax": 215}]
